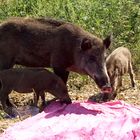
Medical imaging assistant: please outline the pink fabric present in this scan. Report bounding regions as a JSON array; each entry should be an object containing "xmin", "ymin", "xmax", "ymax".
[{"xmin": 0, "ymin": 100, "xmax": 140, "ymax": 140}]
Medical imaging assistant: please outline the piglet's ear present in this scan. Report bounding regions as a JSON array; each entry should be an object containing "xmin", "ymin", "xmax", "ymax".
[
  {"xmin": 81, "ymin": 38, "xmax": 92, "ymax": 51},
  {"xmin": 103, "ymin": 34, "xmax": 112, "ymax": 49}
]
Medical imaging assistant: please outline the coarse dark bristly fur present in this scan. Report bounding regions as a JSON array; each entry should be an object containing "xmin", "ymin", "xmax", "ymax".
[{"xmin": 0, "ymin": 17, "xmax": 112, "ymax": 92}]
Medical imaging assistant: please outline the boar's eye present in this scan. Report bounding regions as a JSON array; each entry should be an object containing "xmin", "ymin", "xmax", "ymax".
[{"xmin": 89, "ymin": 55, "xmax": 96, "ymax": 62}]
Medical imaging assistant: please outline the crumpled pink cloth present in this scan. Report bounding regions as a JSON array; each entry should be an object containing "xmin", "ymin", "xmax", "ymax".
[{"xmin": 0, "ymin": 100, "xmax": 140, "ymax": 140}]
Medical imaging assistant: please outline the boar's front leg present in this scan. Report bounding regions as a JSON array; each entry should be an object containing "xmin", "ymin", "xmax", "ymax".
[{"xmin": 53, "ymin": 68, "xmax": 69, "ymax": 84}]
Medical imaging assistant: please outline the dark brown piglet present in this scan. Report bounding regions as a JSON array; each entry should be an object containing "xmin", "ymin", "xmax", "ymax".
[{"xmin": 0, "ymin": 68, "xmax": 71, "ymax": 116}]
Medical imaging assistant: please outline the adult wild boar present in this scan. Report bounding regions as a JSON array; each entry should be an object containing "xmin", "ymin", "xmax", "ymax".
[
  {"xmin": 0, "ymin": 68, "xmax": 71, "ymax": 116},
  {"xmin": 0, "ymin": 17, "xmax": 112, "ymax": 92},
  {"xmin": 106, "ymin": 47, "xmax": 136, "ymax": 98}
]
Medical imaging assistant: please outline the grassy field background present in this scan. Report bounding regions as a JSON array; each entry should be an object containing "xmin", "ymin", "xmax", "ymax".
[{"xmin": 0, "ymin": 0, "xmax": 140, "ymax": 133}]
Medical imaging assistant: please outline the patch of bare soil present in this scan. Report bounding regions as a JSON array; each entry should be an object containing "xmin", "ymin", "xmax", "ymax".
[{"xmin": 0, "ymin": 73, "xmax": 140, "ymax": 134}]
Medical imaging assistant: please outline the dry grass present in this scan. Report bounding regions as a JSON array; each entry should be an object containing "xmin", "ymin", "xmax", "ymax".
[{"xmin": 0, "ymin": 72, "xmax": 140, "ymax": 134}]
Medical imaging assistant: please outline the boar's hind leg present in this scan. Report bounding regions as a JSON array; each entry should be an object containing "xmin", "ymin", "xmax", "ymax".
[
  {"xmin": 129, "ymin": 62, "xmax": 136, "ymax": 87},
  {"xmin": 53, "ymin": 68, "xmax": 69, "ymax": 84},
  {"xmin": 0, "ymin": 88, "xmax": 13, "ymax": 115}
]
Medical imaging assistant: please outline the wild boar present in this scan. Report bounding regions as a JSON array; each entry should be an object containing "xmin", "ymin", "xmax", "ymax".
[
  {"xmin": 106, "ymin": 47, "xmax": 136, "ymax": 98},
  {"xmin": 0, "ymin": 68, "xmax": 71, "ymax": 116},
  {"xmin": 0, "ymin": 17, "xmax": 112, "ymax": 93}
]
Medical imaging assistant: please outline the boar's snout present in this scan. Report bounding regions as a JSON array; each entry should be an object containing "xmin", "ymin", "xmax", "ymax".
[
  {"xmin": 94, "ymin": 76, "xmax": 112, "ymax": 94},
  {"xmin": 101, "ymin": 84, "xmax": 112, "ymax": 94}
]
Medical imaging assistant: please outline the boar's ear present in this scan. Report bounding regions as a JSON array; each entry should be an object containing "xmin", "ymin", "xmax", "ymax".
[
  {"xmin": 103, "ymin": 34, "xmax": 112, "ymax": 49},
  {"xmin": 81, "ymin": 38, "xmax": 92, "ymax": 51}
]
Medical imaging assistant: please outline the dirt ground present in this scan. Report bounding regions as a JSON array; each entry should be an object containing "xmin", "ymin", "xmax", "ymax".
[{"xmin": 0, "ymin": 72, "xmax": 140, "ymax": 134}]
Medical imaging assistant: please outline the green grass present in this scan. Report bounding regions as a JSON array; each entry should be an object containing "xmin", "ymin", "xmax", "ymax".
[{"xmin": 0, "ymin": 0, "xmax": 140, "ymax": 69}]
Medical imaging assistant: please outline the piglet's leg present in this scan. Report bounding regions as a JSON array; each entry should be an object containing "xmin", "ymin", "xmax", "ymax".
[{"xmin": 129, "ymin": 62, "xmax": 136, "ymax": 88}]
